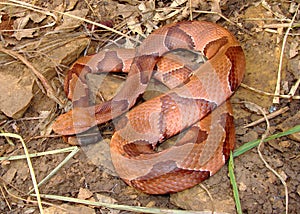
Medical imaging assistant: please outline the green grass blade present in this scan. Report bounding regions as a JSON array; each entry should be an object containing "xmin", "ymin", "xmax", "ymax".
[
  {"xmin": 233, "ymin": 125, "xmax": 300, "ymax": 157},
  {"xmin": 229, "ymin": 151, "xmax": 242, "ymax": 214}
]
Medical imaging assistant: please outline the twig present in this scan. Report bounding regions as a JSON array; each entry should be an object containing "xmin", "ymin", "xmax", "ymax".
[
  {"xmin": 272, "ymin": 4, "xmax": 299, "ymax": 104},
  {"xmin": 0, "ymin": 146, "xmax": 78, "ymax": 161},
  {"xmin": 0, "ymin": 186, "xmax": 11, "ymax": 210},
  {"xmin": 27, "ymin": 147, "xmax": 80, "ymax": 194},
  {"xmin": 241, "ymin": 83, "xmax": 300, "ymax": 99},
  {"xmin": 2, "ymin": 184, "xmax": 68, "ymax": 212},
  {"xmin": 31, "ymin": 193, "xmax": 210, "ymax": 214},
  {"xmin": 261, "ymin": 0, "xmax": 288, "ymax": 20},
  {"xmin": 0, "ymin": 130, "xmax": 15, "ymax": 146},
  {"xmin": 263, "ymin": 23, "xmax": 300, "ymax": 28},
  {"xmin": 0, "ymin": 133, "xmax": 44, "ymax": 214},
  {"xmin": 288, "ymin": 78, "xmax": 300, "ymax": 96},
  {"xmin": 199, "ymin": 184, "xmax": 215, "ymax": 213},
  {"xmin": 243, "ymin": 106, "xmax": 289, "ymax": 128},
  {"xmin": 188, "ymin": 0, "xmax": 193, "ymax": 21},
  {"xmin": 240, "ymin": 101, "xmax": 289, "ymax": 214}
]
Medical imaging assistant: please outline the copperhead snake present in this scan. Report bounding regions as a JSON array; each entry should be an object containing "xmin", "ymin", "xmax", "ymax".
[{"xmin": 52, "ymin": 21, "xmax": 246, "ymax": 194}]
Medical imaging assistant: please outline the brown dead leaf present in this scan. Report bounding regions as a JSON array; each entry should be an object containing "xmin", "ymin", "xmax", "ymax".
[
  {"xmin": 211, "ymin": 0, "xmax": 222, "ymax": 13},
  {"xmin": 44, "ymin": 204, "xmax": 95, "ymax": 214},
  {"xmin": 66, "ymin": 0, "xmax": 79, "ymax": 11},
  {"xmin": 2, "ymin": 167, "xmax": 17, "ymax": 183},
  {"xmin": 95, "ymin": 193, "xmax": 117, "ymax": 204},
  {"xmin": 117, "ymin": 4, "xmax": 137, "ymax": 19},
  {"xmin": 78, "ymin": 188, "xmax": 93, "ymax": 200},
  {"xmin": 54, "ymin": 9, "xmax": 89, "ymax": 31},
  {"xmin": 11, "ymin": 11, "xmax": 47, "ymax": 40},
  {"xmin": 138, "ymin": 0, "xmax": 155, "ymax": 12},
  {"xmin": 0, "ymin": 73, "xmax": 33, "ymax": 118},
  {"xmin": 13, "ymin": 15, "xmax": 30, "ymax": 30},
  {"xmin": 210, "ymin": 0, "xmax": 222, "ymax": 22},
  {"xmin": 28, "ymin": 11, "xmax": 47, "ymax": 23},
  {"xmin": 289, "ymin": 41, "xmax": 299, "ymax": 59},
  {"xmin": 12, "ymin": 29, "xmax": 36, "ymax": 40},
  {"xmin": 127, "ymin": 17, "xmax": 143, "ymax": 36},
  {"xmin": 170, "ymin": 0, "xmax": 187, "ymax": 7}
]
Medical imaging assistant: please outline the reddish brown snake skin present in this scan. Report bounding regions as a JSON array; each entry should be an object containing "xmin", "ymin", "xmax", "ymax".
[{"xmin": 53, "ymin": 21, "xmax": 246, "ymax": 194}]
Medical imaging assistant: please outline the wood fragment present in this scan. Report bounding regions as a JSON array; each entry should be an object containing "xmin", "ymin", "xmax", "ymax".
[{"xmin": 243, "ymin": 106, "xmax": 289, "ymax": 128}]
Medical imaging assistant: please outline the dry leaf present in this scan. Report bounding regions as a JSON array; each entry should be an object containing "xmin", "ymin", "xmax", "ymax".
[
  {"xmin": 13, "ymin": 15, "xmax": 30, "ymax": 29},
  {"xmin": 44, "ymin": 204, "xmax": 95, "ymax": 214},
  {"xmin": 29, "ymin": 11, "xmax": 47, "ymax": 23},
  {"xmin": 289, "ymin": 41, "xmax": 299, "ymax": 59},
  {"xmin": 0, "ymin": 73, "xmax": 33, "ymax": 118},
  {"xmin": 11, "ymin": 11, "xmax": 47, "ymax": 40},
  {"xmin": 127, "ymin": 17, "xmax": 143, "ymax": 35},
  {"xmin": 39, "ymin": 110, "xmax": 53, "ymax": 136},
  {"xmin": 2, "ymin": 168, "xmax": 17, "ymax": 183},
  {"xmin": 78, "ymin": 188, "xmax": 93, "ymax": 200},
  {"xmin": 170, "ymin": 0, "xmax": 187, "ymax": 7},
  {"xmin": 66, "ymin": 0, "xmax": 79, "ymax": 11},
  {"xmin": 210, "ymin": 0, "xmax": 222, "ymax": 22},
  {"xmin": 117, "ymin": 4, "xmax": 136, "ymax": 19},
  {"xmin": 95, "ymin": 193, "xmax": 117, "ymax": 204},
  {"xmin": 54, "ymin": 9, "xmax": 89, "ymax": 31},
  {"xmin": 138, "ymin": 0, "xmax": 155, "ymax": 12},
  {"xmin": 12, "ymin": 29, "xmax": 36, "ymax": 40},
  {"xmin": 211, "ymin": 0, "xmax": 222, "ymax": 13}
]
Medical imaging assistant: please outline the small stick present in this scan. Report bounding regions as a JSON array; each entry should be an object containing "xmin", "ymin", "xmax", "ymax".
[
  {"xmin": 272, "ymin": 4, "xmax": 299, "ymax": 104},
  {"xmin": 263, "ymin": 23, "xmax": 300, "ymax": 28},
  {"xmin": 240, "ymin": 101, "xmax": 289, "ymax": 214},
  {"xmin": 241, "ymin": 83, "xmax": 300, "ymax": 100},
  {"xmin": 192, "ymin": 10, "xmax": 253, "ymax": 35},
  {"xmin": 288, "ymin": 78, "xmax": 300, "ymax": 96},
  {"xmin": 243, "ymin": 106, "xmax": 289, "ymax": 128}
]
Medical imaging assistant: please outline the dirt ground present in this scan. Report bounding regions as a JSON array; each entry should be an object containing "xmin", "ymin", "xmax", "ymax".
[{"xmin": 0, "ymin": 0, "xmax": 300, "ymax": 213}]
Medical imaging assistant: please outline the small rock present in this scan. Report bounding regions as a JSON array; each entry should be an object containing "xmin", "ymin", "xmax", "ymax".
[
  {"xmin": 239, "ymin": 182, "xmax": 247, "ymax": 191},
  {"xmin": 278, "ymin": 170, "xmax": 288, "ymax": 181},
  {"xmin": 95, "ymin": 194, "xmax": 117, "ymax": 204},
  {"xmin": 78, "ymin": 188, "xmax": 93, "ymax": 200},
  {"xmin": 266, "ymin": 171, "xmax": 277, "ymax": 184},
  {"xmin": 170, "ymin": 185, "xmax": 235, "ymax": 213},
  {"xmin": 278, "ymin": 140, "xmax": 291, "ymax": 148},
  {"xmin": 2, "ymin": 167, "xmax": 17, "ymax": 183}
]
